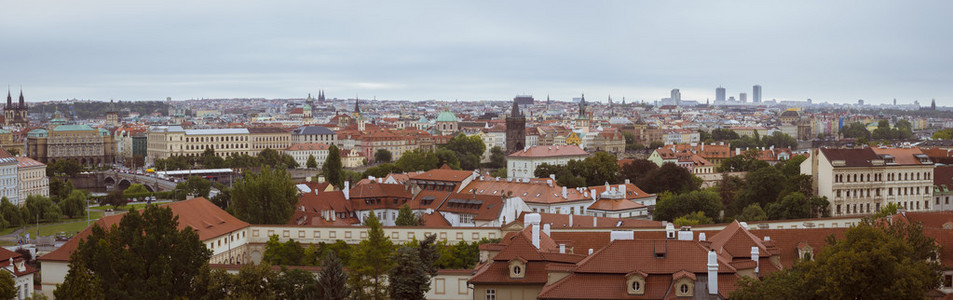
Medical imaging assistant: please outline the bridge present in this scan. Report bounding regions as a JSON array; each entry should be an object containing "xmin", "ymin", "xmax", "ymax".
[{"xmin": 102, "ymin": 171, "xmax": 178, "ymax": 192}]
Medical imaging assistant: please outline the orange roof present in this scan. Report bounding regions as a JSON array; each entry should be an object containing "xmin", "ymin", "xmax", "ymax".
[
  {"xmin": 508, "ymin": 145, "xmax": 588, "ymax": 158},
  {"xmin": 462, "ymin": 178, "xmax": 590, "ymax": 205},
  {"xmin": 40, "ymin": 198, "xmax": 249, "ymax": 262},
  {"xmin": 871, "ymin": 147, "xmax": 929, "ymax": 165},
  {"xmin": 587, "ymin": 198, "xmax": 646, "ymax": 212},
  {"xmin": 408, "ymin": 168, "xmax": 474, "ymax": 183}
]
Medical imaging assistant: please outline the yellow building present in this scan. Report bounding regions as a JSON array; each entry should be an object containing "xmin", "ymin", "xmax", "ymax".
[
  {"xmin": 26, "ymin": 125, "xmax": 116, "ymax": 166},
  {"xmin": 147, "ymin": 126, "xmax": 252, "ymax": 164},
  {"xmin": 565, "ymin": 132, "xmax": 581, "ymax": 146}
]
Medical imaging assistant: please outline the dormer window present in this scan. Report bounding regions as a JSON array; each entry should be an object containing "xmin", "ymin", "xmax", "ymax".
[
  {"xmin": 626, "ymin": 271, "xmax": 647, "ymax": 295},
  {"xmin": 508, "ymin": 257, "xmax": 527, "ymax": 279}
]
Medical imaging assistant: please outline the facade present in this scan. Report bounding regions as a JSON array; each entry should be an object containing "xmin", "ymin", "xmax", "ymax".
[
  {"xmin": 3, "ymin": 90, "xmax": 28, "ymax": 128},
  {"xmin": 507, "ymin": 145, "xmax": 589, "ymax": 179},
  {"xmin": 802, "ymin": 147, "xmax": 934, "ymax": 216},
  {"xmin": 0, "ymin": 149, "xmax": 18, "ymax": 205},
  {"xmin": 290, "ymin": 126, "xmax": 337, "ymax": 145},
  {"xmin": 147, "ymin": 126, "xmax": 251, "ymax": 164},
  {"xmin": 505, "ymin": 101, "xmax": 526, "ymax": 154},
  {"xmin": 934, "ymin": 166, "xmax": 953, "ymax": 211},
  {"xmin": 0, "ymin": 247, "xmax": 36, "ymax": 300},
  {"xmin": 753, "ymin": 84, "xmax": 762, "ymax": 103},
  {"xmin": 248, "ymin": 127, "xmax": 292, "ymax": 152},
  {"xmin": 16, "ymin": 156, "xmax": 48, "ymax": 205},
  {"xmin": 26, "ymin": 124, "xmax": 115, "ymax": 167},
  {"xmin": 434, "ymin": 111, "xmax": 459, "ymax": 136},
  {"xmin": 716, "ymin": 86, "xmax": 726, "ymax": 102},
  {"xmin": 0, "ymin": 129, "xmax": 25, "ymax": 156},
  {"xmin": 285, "ymin": 143, "xmax": 329, "ymax": 169}
]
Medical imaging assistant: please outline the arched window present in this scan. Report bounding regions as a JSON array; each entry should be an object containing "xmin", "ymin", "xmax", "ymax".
[
  {"xmin": 513, "ymin": 266, "xmax": 521, "ymax": 275},
  {"xmin": 680, "ymin": 284, "xmax": 689, "ymax": 294},
  {"xmin": 631, "ymin": 281, "xmax": 641, "ymax": 291}
]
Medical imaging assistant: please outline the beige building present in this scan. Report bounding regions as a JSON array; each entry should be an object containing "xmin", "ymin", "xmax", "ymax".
[
  {"xmin": 248, "ymin": 127, "xmax": 292, "ymax": 153},
  {"xmin": 285, "ymin": 143, "xmax": 329, "ymax": 169},
  {"xmin": 0, "ymin": 128, "xmax": 25, "ymax": 156},
  {"xmin": 26, "ymin": 125, "xmax": 116, "ymax": 167},
  {"xmin": 147, "ymin": 126, "xmax": 251, "ymax": 164},
  {"xmin": 802, "ymin": 147, "xmax": 934, "ymax": 216},
  {"xmin": 16, "ymin": 156, "xmax": 48, "ymax": 204},
  {"xmin": 507, "ymin": 145, "xmax": 589, "ymax": 179}
]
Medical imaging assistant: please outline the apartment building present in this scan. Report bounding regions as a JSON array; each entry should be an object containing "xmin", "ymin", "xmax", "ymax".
[
  {"xmin": 146, "ymin": 126, "xmax": 251, "ymax": 163},
  {"xmin": 16, "ymin": 156, "xmax": 48, "ymax": 204},
  {"xmin": 285, "ymin": 143, "xmax": 329, "ymax": 169},
  {"xmin": 802, "ymin": 147, "xmax": 934, "ymax": 216},
  {"xmin": 507, "ymin": 145, "xmax": 588, "ymax": 179},
  {"xmin": 248, "ymin": 127, "xmax": 292, "ymax": 153}
]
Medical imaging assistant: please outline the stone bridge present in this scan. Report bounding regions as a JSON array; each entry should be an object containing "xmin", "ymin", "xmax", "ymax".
[{"xmin": 100, "ymin": 171, "xmax": 179, "ymax": 192}]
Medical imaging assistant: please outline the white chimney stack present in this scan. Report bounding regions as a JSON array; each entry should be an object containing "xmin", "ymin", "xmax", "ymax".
[
  {"xmin": 619, "ymin": 184, "xmax": 626, "ymax": 195},
  {"xmin": 593, "ymin": 216, "xmax": 598, "ymax": 227},
  {"xmin": 588, "ymin": 248, "xmax": 594, "ymax": 255},
  {"xmin": 624, "ymin": 179, "xmax": 630, "ymax": 184},
  {"xmin": 550, "ymin": 174, "xmax": 556, "ymax": 180},
  {"xmin": 677, "ymin": 228, "xmax": 693, "ymax": 241},
  {"xmin": 699, "ymin": 232, "xmax": 706, "ymax": 241},
  {"xmin": 559, "ymin": 244, "xmax": 565, "ymax": 254},
  {"xmin": 343, "ymin": 181, "xmax": 350, "ymax": 201},
  {"xmin": 562, "ymin": 186, "xmax": 568, "ymax": 199},
  {"xmin": 708, "ymin": 250, "xmax": 718, "ymax": 295},
  {"xmin": 569, "ymin": 214, "xmax": 573, "ymax": 227},
  {"xmin": 525, "ymin": 213, "xmax": 542, "ymax": 249},
  {"xmin": 764, "ymin": 236, "xmax": 771, "ymax": 242},
  {"xmin": 751, "ymin": 246, "xmax": 760, "ymax": 275},
  {"xmin": 543, "ymin": 223, "xmax": 551, "ymax": 236}
]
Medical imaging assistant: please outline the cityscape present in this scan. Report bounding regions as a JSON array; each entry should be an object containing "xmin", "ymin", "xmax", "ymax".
[{"xmin": 2, "ymin": 1, "xmax": 953, "ymax": 300}]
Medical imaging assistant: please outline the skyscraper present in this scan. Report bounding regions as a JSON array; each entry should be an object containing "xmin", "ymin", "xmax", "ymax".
[
  {"xmin": 752, "ymin": 85, "xmax": 762, "ymax": 103},
  {"xmin": 715, "ymin": 86, "xmax": 726, "ymax": 102},
  {"xmin": 671, "ymin": 89, "xmax": 681, "ymax": 106},
  {"xmin": 739, "ymin": 93, "xmax": 747, "ymax": 103}
]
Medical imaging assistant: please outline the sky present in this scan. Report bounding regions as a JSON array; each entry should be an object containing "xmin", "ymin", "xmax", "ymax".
[{"xmin": 1, "ymin": 1, "xmax": 952, "ymax": 105}]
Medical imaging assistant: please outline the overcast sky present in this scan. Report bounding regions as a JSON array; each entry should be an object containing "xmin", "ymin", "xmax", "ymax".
[{"xmin": 1, "ymin": 1, "xmax": 951, "ymax": 105}]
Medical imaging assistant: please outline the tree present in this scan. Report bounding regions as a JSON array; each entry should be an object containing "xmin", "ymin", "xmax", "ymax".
[
  {"xmin": 200, "ymin": 148, "xmax": 225, "ymax": 169},
  {"xmin": 736, "ymin": 204, "xmax": 768, "ymax": 222},
  {"xmin": 443, "ymin": 133, "xmax": 486, "ymax": 170},
  {"xmin": 101, "ymin": 190, "xmax": 127, "ymax": 208},
  {"xmin": 274, "ymin": 267, "xmax": 320, "ymax": 299},
  {"xmin": 53, "ymin": 259, "xmax": 104, "ymax": 300},
  {"xmin": 60, "ymin": 190, "xmax": 88, "ymax": 219},
  {"xmin": 388, "ymin": 246, "xmax": 430, "ymax": 300},
  {"xmin": 840, "ymin": 121, "xmax": 871, "ymax": 139},
  {"xmin": 732, "ymin": 166, "xmax": 785, "ymax": 213},
  {"xmin": 395, "ymin": 204, "xmax": 420, "ymax": 226},
  {"xmin": 490, "ymin": 168, "xmax": 507, "ymax": 178},
  {"xmin": 433, "ymin": 149, "xmax": 462, "ymax": 170},
  {"xmin": 374, "ymin": 149, "xmax": 393, "ymax": 163},
  {"xmin": 731, "ymin": 219, "xmax": 940, "ymax": 299},
  {"xmin": 711, "ymin": 128, "xmax": 740, "ymax": 141},
  {"xmin": 932, "ymin": 128, "xmax": 953, "ymax": 140},
  {"xmin": 258, "ymin": 148, "xmax": 299, "ymax": 169},
  {"xmin": 0, "ymin": 272, "xmax": 15, "ymax": 299},
  {"xmin": 487, "ymin": 146, "xmax": 506, "ymax": 169},
  {"xmin": 49, "ymin": 178, "xmax": 75, "ymax": 202},
  {"xmin": 0, "ymin": 197, "xmax": 23, "ymax": 228},
  {"xmin": 622, "ymin": 132, "xmax": 644, "ymax": 151},
  {"xmin": 232, "ymin": 166, "xmax": 298, "ymax": 224},
  {"xmin": 760, "ymin": 132, "xmax": 797, "ymax": 148},
  {"xmin": 718, "ymin": 149, "xmax": 769, "ymax": 172},
  {"xmin": 122, "ymin": 183, "xmax": 151, "ymax": 201},
  {"xmin": 653, "ymin": 190, "xmax": 722, "ymax": 222},
  {"xmin": 322, "ymin": 144, "xmax": 344, "ymax": 189},
  {"xmin": 318, "ymin": 252, "xmax": 351, "ymax": 300},
  {"xmin": 873, "ymin": 202, "xmax": 901, "ymax": 219},
  {"xmin": 674, "ymin": 211, "xmax": 714, "ymax": 226},
  {"xmin": 648, "ymin": 141, "xmax": 665, "ymax": 149},
  {"xmin": 363, "ymin": 163, "xmax": 403, "ymax": 179},
  {"xmin": 263, "ymin": 235, "xmax": 304, "ymax": 266},
  {"xmin": 59, "ymin": 205, "xmax": 211, "ymax": 299},
  {"xmin": 349, "ymin": 212, "xmax": 394, "ymax": 299},
  {"xmin": 637, "ymin": 162, "xmax": 699, "ymax": 194},
  {"xmin": 24, "ymin": 195, "xmax": 61, "ymax": 223},
  {"xmin": 618, "ymin": 159, "xmax": 658, "ymax": 184},
  {"xmin": 175, "ymin": 176, "xmax": 211, "ymax": 199},
  {"xmin": 306, "ymin": 154, "xmax": 318, "ymax": 169}
]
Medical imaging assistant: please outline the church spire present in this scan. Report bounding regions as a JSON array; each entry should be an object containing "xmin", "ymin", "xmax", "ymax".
[
  {"xmin": 5, "ymin": 88, "xmax": 11, "ymax": 108},
  {"xmin": 354, "ymin": 97, "xmax": 361, "ymax": 114},
  {"xmin": 18, "ymin": 88, "xmax": 24, "ymax": 107}
]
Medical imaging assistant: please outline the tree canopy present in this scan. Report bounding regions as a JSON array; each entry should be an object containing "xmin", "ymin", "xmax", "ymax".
[
  {"xmin": 636, "ymin": 162, "xmax": 701, "ymax": 194},
  {"xmin": 533, "ymin": 152, "xmax": 621, "ymax": 188},
  {"xmin": 349, "ymin": 212, "xmax": 395, "ymax": 299},
  {"xmin": 374, "ymin": 149, "xmax": 393, "ymax": 163},
  {"xmin": 442, "ymin": 133, "xmax": 486, "ymax": 170},
  {"xmin": 322, "ymin": 144, "xmax": 344, "ymax": 189},
  {"xmin": 653, "ymin": 190, "xmax": 723, "ymax": 222},
  {"xmin": 231, "ymin": 166, "xmax": 298, "ymax": 224}
]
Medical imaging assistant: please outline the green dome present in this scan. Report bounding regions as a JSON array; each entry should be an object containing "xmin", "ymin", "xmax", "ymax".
[{"xmin": 436, "ymin": 111, "xmax": 457, "ymax": 122}]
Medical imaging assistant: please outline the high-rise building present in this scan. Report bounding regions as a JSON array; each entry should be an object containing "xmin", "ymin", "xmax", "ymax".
[
  {"xmin": 505, "ymin": 100, "xmax": 526, "ymax": 154},
  {"xmin": 753, "ymin": 85, "xmax": 762, "ymax": 103},
  {"xmin": 715, "ymin": 86, "xmax": 726, "ymax": 102},
  {"xmin": 671, "ymin": 89, "xmax": 681, "ymax": 106},
  {"xmin": 739, "ymin": 93, "xmax": 747, "ymax": 103}
]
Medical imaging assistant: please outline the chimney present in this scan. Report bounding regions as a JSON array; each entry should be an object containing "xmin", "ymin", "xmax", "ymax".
[
  {"xmin": 610, "ymin": 230, "xmax": 634, "ymax": 241},
  {"xmin": 314, "ymin": 188, "xmax": 319, "ymax": 195},
  {"xmin": 569, "ymin": 214, "xmax": 573, "ymax": 227},
  {"xmin": 699, "ymin": 232, "xmax": 706, "ymax": 241},
  {"xmin": 619, "ymin": 184, "xmax": 626, "ymax": 195},
  {"xmin": 624, "ymin": 179, "xmax": 630, "ymax": 184},
  {"xmin": 543, "ymin": 223, "xmax": 551, "ymax": 236},
  {"xmin": 559, "ymin": 244, "xmax": 565, "ymax": 254},
  {"xmin": 665, "ymin": 223, "xmax": 676, "ymax": 239},
  {"xmin": 593, "ymin": 216, "xmax": 598, "ymax": 227},
  {"xmin": 549, "ymin": 174, "xmax": 556, "ymax": 181},
  {"xmin": 751, "ymin": 247, "xmax": 760, "ymax": 275},
  {"xmin": 546, "ymin": 179, "xmax": 553, "ymax": 187},
  {"xmin": 525, "ymin": 213, "xmax": 542, "ymax": 249},
  {"xmin": 677, "ymin": 227, "xmax": 693, "ymax": 241},
  {"xmin": 588, "ymin": 248, "xmax": 594, "ymax": 255},
  {"xmin": 343, "ymin": 181, "xmax": 350, "ymax": 201},
  {"xmin": 562, "ymin": 186, "xmax": 567, "ymax": 199},
  {"xmin": 708, "ymin": 250, "xmax": 718, "ymax": 295},
  {"xmin": 378, "ymin": 178, "xmax": 382, "ymax": 183},
  {"xmin": 764, "ymin": 236, "xmax": 771, "ymax": 242}
]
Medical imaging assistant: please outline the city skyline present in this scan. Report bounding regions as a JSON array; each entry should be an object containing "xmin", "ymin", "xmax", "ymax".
[{"xmin": 2, "ymin": 1, "xmax": 952, "ymax": 105}]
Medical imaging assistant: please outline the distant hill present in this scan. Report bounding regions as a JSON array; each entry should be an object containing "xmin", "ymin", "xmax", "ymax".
[{"xmin": 29, "ymin": 101, "xmax": 170, "ymax": 120}]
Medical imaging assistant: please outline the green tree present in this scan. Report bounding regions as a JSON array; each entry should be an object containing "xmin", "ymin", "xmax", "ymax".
[
  {"xmin": 388, "ymin": 246, "xmax": 430, "ymax": 300},
  {"xmin": 374, "ymin": 149, "xmax": 393, "ymax": 163},
  {"xmin": 122, "ymin": 183, "xmax": 151, "ymax": 201},
  {"xmin": 873, "ymin": 202, "xmax": 901, "ymax": 219},
  {"xmin": 443, "ymin": 133, "xmax": 486, "ymax": 170},
  {"xmin": 732, "ymin": 166, "xmax": 785, "ymax": 213},
  {"xmin": 653, "ymin": 190, "xmax": 722, "ymax": 222},
  {"xmin": 306, "ymin": 154, "xmax": 318, "ymax": 169},
  {"xmin": 100, "ymin": 189, "xmax": 127, "ymax": 208},
  {"xmin": 175, "ymin": 176, "xmax": 212, "ymax": 199},
  {"xmin": 711, "ymin": 128, "xmax": 740, "ymax": 141},
  {"xmin": 200, "ymin": 148, "xmax": 225, "ymax": 169},
  {"xmin": 24, "ymin": 195, "xmax": 61, "ymax": 223},
  {"xmin": 53, "ymin": 259, "xmax": 104, "ymax": 300},
  {"xmin": 322, "ymin": 144, "xmax": 344, "ymax": 189},
  {"xmin": 258, "ymin": 148, "xmax": 299, "ymax": 169},
  {"xmin": 0, "ymin": 197, "xmax": 23, "ymax": 228},
  {"xmin": 318, "ymin": 251, "xmax": 351, "ymax": 300},
  {"xmin": 60, "ymin": 205, "xmax": 211, "ymax": 299},
  {"xmin": 274, "ymin": 267, "xmax": 320, "ymax": 299},
  {"xmin": 673, "ymin": 211, "xmax": 714, "ymax": 226},
  {"xmin": 262, "ymin": 235, "xmax": 304, "ymax": 266},
  {"xmin": 731, "ymin": 219, "xmax": 940, "ymax": 299},
  {"xmin": 0, "ymin": 271, "xmax": 15, "ymax": 299},
  {"xmin": 395, "ymin": 204, "xmax": 420, "ymax": 226},
  {"xmin": 622, "ymin": 132, "xmax": 644, "ymax": 151},
  {"xmin": 232, "ymin": 166, "xmax": 298, "ymax": 224},
  {"xmin": 618, "ymin": 158, "xmax": 658, "ymax": 184},
  {"xmin": 648, "ymin": 141, "xmax": 665, "ymax": 149},
  {"xmin": 487, "ymin": 146, "xmax": 506, "ymax": 168},
  {"xmin": 736, "ymin": 204, "xmax": 768, "ymax": 222},
  {"xmin": 932, "ymin": 128, "xmax": 953, "ymax": 140},
  {"xmin": 433, "ymin": 148, "xmax": 462, "ymax": 170},
  {"xmin": 840, "ymin": 122, "xmax": 871, "ymax": 139},
  {"xmin": 637, "ymin": 162, "xmax": 700, "ymax": 194},
  {"xmin": 718, "ymin": 149, "xmax": 769, "ymax": 172},
  {"xmin": 60, "ymin": 190, "xmax": 88, "ymax": 219},
  {"xmin": 760, "ymin": 132, "xmax": 797, "ymax": 148},
  {"xmin": 395, "ymin": 149, "xmax": 437, "ymax": 172},
  {"xmin": 363, "ymin": 163, "xmax": 403, "ymax": 179},
  {"xmin": 349, "ymin": 212, "xmax": 395, "ymax": 299},
  {"xmin": 490, "ymin": 168, "xmax": 507, "ymax": 178}
]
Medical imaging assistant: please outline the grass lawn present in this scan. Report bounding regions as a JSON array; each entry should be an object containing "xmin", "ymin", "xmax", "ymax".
[
  {"xmin": 96, "ymin": 203, "xmax": 155, "ymax": 211},
  {"xmin": 0, "ymin": 241, "xmax": 16, "ymax": 246},
  {"xmin": 19, "ymin": 219, "xmax": 98, "ymax": 238}
]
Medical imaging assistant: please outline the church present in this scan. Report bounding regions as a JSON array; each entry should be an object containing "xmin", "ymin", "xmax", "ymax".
[{"xmin": 4, "ymin": 89, "xmax": 28, "ymax": 127}]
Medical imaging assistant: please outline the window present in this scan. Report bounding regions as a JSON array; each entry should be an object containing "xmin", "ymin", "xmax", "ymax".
[
  {"xmin": 485, "ymin": 289, "xmax": 496, "ymax": 300},
  {"xmin": 680, "ymin": 284, "xmax": 689, "ymax": 294},
  {"xmin": 632, "ymin": 281, "xmax": 641, "ymax": 291},
  {"xmin": 513, "ymin": 266, "xmax": 522, "ymax": 275},
  {"xmin": 944, "ymin": 275, "xmax": 953, "ymax": 288}
]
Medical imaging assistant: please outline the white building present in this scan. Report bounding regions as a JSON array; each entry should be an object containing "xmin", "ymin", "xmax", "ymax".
[
  {"xmin": 0, "ymin": 149, "xmax": 18, "ymax": 205},
  {"xmin": 802, "ymin": 147, "xmax": 934, "ymax": 216},
  {"xmin": 0, "ymin": 247, "xmax": 36, "ymax": 300},
  {"xmin": 285, "ymin": 143, "xmax": 330, "ymax": 169},
  {"xmin": 290, "ymin": 126, "xmax": 338, "ymax": 145},
  {"xmin": 16, "ymin": 156, "xmax": 48, "ymax": 203},
  {"xmin": 507, "ymin": 145, "xmax": 589, "ymax": 179}
]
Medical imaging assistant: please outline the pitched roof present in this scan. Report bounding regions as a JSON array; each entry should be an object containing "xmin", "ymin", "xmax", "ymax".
[
  {"xmin": 819, "ymin": 148, "xmax": 879, "ymax": 167},
  {"xmin": 707, "ymin": 221, "xmax": 770, "ymax": 258},
  {"xmin": 871, "ymin": 147, "xmax": 929, "ymax": 165},
  {"xmin": 40, "ymin": 198, "xmax": 249, "ymax": 262},
  {"xmin": 408, "ymin": 168, "xmax": 474, "ymax": 183},
  {"xmin": 291, "ymin": 126, "xmax": 336, "ymax": 135},
  {"xmin": 462, "ymin": 178, "xmax": 590, "ymax": 205}
]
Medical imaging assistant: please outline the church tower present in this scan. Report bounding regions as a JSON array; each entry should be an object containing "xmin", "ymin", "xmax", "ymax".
[
  {"xmin": 4, "ymin": 88, "xmax": 28, "ymax": 127},
  {"xmin": 575, "ymin": 93, "xmax": 589, "ymax": 129},
  {"xmin": 505, "ymin": 100, "xmax": 526, "ymax": 154},
  {"xmin": 105, "ymin": 99, "xmax": 119, "ymax": 126}
]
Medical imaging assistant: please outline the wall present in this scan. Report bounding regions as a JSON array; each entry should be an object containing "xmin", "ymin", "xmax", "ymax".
[
  {"xmin": 426, "ymin": 271, "xmax": 472, "ymax": 300},
  {"xmin": 40, "ymin": 260, "xmax": 69, "ymax": 298},
  {"xmin": 472, "ymin": 284, "xmax": 542, "ymax": 300}
]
